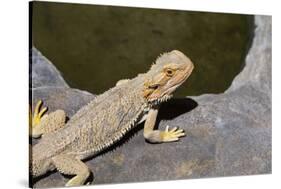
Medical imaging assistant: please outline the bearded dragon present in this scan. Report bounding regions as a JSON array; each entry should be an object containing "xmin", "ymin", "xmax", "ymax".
[{"xmin": 30, "ymin": 50, "xmax": 194, "ymax": 186}]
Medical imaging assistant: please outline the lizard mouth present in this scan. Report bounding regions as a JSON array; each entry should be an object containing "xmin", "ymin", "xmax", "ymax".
[
  {"xmin": 147, "ymin": 75, "xmax": 188, "ymax": 104},
  {"xmin": 162, "ymin": 74, "xmax": 188, "ymax": 95}
]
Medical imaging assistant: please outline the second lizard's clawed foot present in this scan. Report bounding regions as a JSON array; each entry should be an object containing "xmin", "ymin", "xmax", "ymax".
[
  {"xmin": 161, "ymin": 125, "xmax": 185, "ymax": 142},
  {"xmin": 30, "ymin": 100, "xmax": 66, "ymax": 138},
  {"xmin": 29, "ymin": 100, "xmax": 49, "ymax": 138},
  {"xmin": 31, "ymin": 100, "xmax": 48, "ymax": 127}
]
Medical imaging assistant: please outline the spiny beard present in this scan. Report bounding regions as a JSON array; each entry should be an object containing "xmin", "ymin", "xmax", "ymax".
[{"xmin": 148, "ymin": 94, "xmax": 173, "ymax": 107}]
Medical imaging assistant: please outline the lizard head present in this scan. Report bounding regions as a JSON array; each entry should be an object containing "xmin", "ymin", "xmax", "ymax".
[{"xmin": 143, "ymin": 50, "xmax": 194, "ymax": 103}]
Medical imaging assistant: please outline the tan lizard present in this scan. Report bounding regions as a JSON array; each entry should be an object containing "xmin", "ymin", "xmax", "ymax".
[{"xmin": 30, "ymin": 50, "xmax": 194, "ymax": 186}]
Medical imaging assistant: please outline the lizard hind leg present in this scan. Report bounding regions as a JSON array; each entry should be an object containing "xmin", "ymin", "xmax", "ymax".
[
  {"xmin": 30, "ymin": 100, "xmax": 66, "ymax": 138},
  {"xmin": 52, "ymin": 155, "xmax": 91, "ymax": 187}
]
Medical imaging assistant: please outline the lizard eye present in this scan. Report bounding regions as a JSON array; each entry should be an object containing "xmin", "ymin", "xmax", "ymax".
[{"xmin": 165, "ymin": 68, "xmax": 174, "ymax": 77}]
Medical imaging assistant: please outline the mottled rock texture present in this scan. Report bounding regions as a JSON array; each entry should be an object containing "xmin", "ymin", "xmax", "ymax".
[{"xmin": 31, "ymin": 15, "xmax": 271, "ymax": 187}]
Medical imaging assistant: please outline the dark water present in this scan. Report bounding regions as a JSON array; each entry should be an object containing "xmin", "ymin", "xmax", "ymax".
[{"xmin": 32, "ymin": 2, "xmax": 253, "ymax": 97}]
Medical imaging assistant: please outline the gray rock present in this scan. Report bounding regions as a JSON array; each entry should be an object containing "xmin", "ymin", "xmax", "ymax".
[
  {"xmin": 31, "ymin": 87, "xmax": 95, "ymax": 118},
  {"xmin": 227, "ymin": 16, "xmax": 272, "ymax": 97},
  {"xmin": 32, "ymin": 15, "xmax": 271, "ymax": 187},
  {"xmin": 30, "ymin": 47, "xmax": 69, "ymax": 88}
]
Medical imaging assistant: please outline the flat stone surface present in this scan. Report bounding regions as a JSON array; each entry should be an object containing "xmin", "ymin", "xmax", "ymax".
[{"xmin": 31, "ymin": 15, "xmax": 271, "ymax": 187}]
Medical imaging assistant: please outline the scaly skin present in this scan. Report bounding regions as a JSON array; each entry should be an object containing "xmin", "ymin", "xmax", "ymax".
[{"xmin": 30, "ymin": 50, "xmax": 194, "ymax": 186}]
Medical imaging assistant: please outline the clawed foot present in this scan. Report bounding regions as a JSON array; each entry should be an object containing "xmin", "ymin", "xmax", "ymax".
[
  {"xmin": 65, "ymin": 176, "xmax": 85, "ymax": 187},
  {"xmin": 29, "ymin": 100, "xmax": 48, "ymax": 137},
  {"xmin": 161, "ymin": 125, "xmax": 185, "ymax": 142},
  {"xmin": 30, "ymin": 100, "xmax": 48, "ymax": 127},
  {"xmin": 30, "ymin": 100, "xmax": 66, "ymax": 138}
]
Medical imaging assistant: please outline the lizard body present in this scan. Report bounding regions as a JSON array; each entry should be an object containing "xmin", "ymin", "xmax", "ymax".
[{"xmin": 30, "ymin": 50, "xmax": 194, "ymax": 186}]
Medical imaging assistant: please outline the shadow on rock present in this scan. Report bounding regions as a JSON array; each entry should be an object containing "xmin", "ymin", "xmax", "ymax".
[
  {"xmin": 156, "ymin": 97, "xmax": 198, "ymax": 125},
  {"xmin": 31, "ymin": 170, "xmax": 56, "ymax": 187},
  {"xmin": 90, "ymin": 97, "xmax": 198, "ymax": 159}
]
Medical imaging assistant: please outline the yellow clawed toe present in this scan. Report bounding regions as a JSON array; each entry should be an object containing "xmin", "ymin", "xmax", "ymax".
[
  {"xmin": 31, "ymin": 100, "xmax": 48, "ymax": 127},
  {"xmin": 161, "ymin": 125, "xmax": 186, "ymax": 142}
]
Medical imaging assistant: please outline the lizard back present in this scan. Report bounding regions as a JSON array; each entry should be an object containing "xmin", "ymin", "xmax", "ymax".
[{"xmin": 33, "ymin": 75, "xmax": 148, "ymax": 161}]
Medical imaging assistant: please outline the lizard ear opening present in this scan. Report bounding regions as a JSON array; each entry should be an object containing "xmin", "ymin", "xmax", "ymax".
[
  {"xmin": 143, "ymin": 81, "xmax": 160, "ymax": 100},
  {"xmin": 148, "ymin": 84, "xmax": 159, "ymax": 90}
]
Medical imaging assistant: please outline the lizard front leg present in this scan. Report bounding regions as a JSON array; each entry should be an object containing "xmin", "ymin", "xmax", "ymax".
[
  {"xmin": 30, "ymin": 100, "xmax": 66, "ymax": 138},
  {"xmin": 52, "ymin": 154, "xmax": 91, "ymax": 186},
  {"xmin": 143, "ymin": 107, "xmax": 185, "ymax": 143}
]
